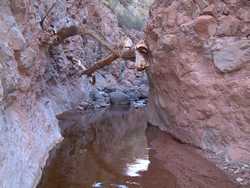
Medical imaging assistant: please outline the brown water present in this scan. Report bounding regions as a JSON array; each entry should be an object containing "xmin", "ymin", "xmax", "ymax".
[{"xmin": 38, "ymin": 108, "xmax": 238, "ymax": 188}]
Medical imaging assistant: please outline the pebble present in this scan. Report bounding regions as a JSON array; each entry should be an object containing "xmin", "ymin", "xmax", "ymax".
[
  {"xmin": 236, "ymin": 177, "xmax": 244, "ymax": 183},
  {"xmin": 92, "ymin": 182, "xmax": 103, "ymax": 188},
  {"xmin": 234, "ymin": 169, "xmax": 240, "ymax": 174}
]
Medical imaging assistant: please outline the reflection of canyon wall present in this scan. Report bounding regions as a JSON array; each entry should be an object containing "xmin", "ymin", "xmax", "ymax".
[
  {"xmin": 145, "ymin": 126, "xmax": 236, "ymax": 188},
  {"xmin": 91, "ymin": 109, "xmax": 148, "ymax": 170},
  {"xmin": 0, "ymin": 1, "xmax": 148, "ymax": 187},
  {"xmin": 146, "ymin": 0, "xmax": 250, "ymax": 162},
  {"xmin": 38, "ymin": 109, "xmax": 148, "ymax": 188}
]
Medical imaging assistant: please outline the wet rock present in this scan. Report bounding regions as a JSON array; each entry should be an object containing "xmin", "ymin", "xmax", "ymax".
[
  {"xmin": 110, "ymin": 91, "xmax": 130, "ymax": 106},
  {"xmin": 132, "ymin": 99, "xmax": 147, "ymax": 108},
  {"xmin": 102, "ymin": 87, "xmax": 116, "ymax": 94},
  {"xmin": 89, "ymin": 90, "xmax": 110, "ymax": 108},
  {"xmin": 77, "ymin": 101, "xmax": 95, "ymax": 111},
  {"xmin": 124, "ymin": 89, "xmax": 141, "ymax": 101},
  {"xmin": 92, "ymin": 182, "xmax": 103, "ymax": 188},
  {"xmin": 138, "ymin": 86, "xmax": 149, "ymax": 99},
  {"xmin": 236, "ymin": 177, "xmax": 244, "ymax": 183}
]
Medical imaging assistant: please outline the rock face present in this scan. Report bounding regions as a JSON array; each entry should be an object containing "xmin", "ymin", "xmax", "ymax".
[
  {"xmin": 0, "ymin": 0, "xmax": 149, "ymax": 188},
  {"xmin": 146, "ymin": 0, "xmax": 250, "ymax": 163},
  {"xmin": 102, "ymin": 0, "xmax": 154, "ymax": 30}
]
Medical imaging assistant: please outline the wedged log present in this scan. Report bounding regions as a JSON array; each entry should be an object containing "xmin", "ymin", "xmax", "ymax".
[
  {"xmin": 80, "ymin": 48, "xmax": 136, "ymax": 76},
  {"xmin": 41, "ymin": 24, "xmax": 147, "ymax": 76},
  {"xmin": 49, "ymin": 25, "xmax": 118, "ymax": 54},
  {"xmin": 81, "ymin": 53, "xmax": 119, "ymax": 76}
]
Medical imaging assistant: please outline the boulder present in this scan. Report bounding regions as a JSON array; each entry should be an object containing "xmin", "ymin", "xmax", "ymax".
[
  {"xmin": 109, "ymin": 91, "xmax": 130, "ymax": 106},
  {"xmin": 212, "ymin": 38, "xmax": 250, "ymax": 73}
]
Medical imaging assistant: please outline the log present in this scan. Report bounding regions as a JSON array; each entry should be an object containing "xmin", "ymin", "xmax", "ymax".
[
  {"xmin": 81, "ymin": 53, "xmax": 119, "ymax": 76},
  {"xmin": 43, "ymin": 24, "xmax": 137, "ymax": 76}
]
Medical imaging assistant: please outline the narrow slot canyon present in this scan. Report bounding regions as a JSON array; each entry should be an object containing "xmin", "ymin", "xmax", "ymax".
[{"xmin": 0, "ymin": 0, "xmax": 249, "ymax": 188}]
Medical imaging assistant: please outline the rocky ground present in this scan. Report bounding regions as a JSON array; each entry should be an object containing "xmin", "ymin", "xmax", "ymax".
[{"xmin": 200, "ymin": 150, "xmax": 250, "ymax": 186}]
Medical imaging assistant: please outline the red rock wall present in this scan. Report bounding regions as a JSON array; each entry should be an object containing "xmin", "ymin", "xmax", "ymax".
[{"xmin": 146, "ymin": 0, "xmax": 250, "ymax": 162}]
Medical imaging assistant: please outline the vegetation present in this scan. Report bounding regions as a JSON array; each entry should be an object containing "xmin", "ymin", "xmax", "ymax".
[{"xmin": 102, "ymin": 0, "xmax": 154, "ymax": 30}]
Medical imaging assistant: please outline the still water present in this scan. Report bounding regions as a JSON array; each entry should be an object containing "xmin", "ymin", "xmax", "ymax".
[{"xmin": 38, "ymin": 108, "xmax": 237, "ymax": 188}]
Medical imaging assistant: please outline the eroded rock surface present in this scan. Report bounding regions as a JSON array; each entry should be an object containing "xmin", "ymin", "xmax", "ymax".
[{"xmin": 146, "ymin": 0, "xmax": 250, "ymax": 183}]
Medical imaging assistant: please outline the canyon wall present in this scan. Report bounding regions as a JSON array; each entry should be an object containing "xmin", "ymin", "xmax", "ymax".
[
  {"xmin": 146, "ymin": 0, "xmax": 250, "ymax": 163},
  {"xmin": 0, "ymin": 1, "xmax": 149, "ymax": 187}
]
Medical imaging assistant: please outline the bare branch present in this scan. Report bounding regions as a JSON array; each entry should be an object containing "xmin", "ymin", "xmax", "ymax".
[
  {"xmin": 41, "ymin": 24, "xmax": 139, "ymax": 76},
  {"xmin": 80, "ymin": 26, "xmax": 119, "ymax": 55},
  {"xmin": 49, "ymin": 25, "xmax": 118, "ymax": 54},
  {"xmin": 40, "ymin": 1, "xmax": 57, "ymax": 30},
  {"xmin": 80, "ymin": 48, "xmax": 136, "ymax": 76},
  {"xmin": 52, "ymin": 26, "xmax": 80, "ymax": 45},
  {"xmin": 81, "ymin": 53, "xmax": 119, "ymax": 76}
]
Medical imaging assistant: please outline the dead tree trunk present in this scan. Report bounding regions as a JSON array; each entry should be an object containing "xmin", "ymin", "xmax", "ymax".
[{"xmin": 40, "ymin": 24, "xmax": 148, "ymax": 76}]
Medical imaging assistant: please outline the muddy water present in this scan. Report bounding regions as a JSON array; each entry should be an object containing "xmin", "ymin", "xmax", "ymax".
[{"xmin": 38, "ymin": 108, "xmax": 238, "ymax": 188}]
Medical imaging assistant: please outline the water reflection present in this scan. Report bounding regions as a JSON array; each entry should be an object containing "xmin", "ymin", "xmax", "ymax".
[
  {"xmin": 126, "ymin": 158, "xmax": 150, "ymax": 177},
  {"xmin": 38, "ymin": 108, "xmax": 238, "ymax": 188}
]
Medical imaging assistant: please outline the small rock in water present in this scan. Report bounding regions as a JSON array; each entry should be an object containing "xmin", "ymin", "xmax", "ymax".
[
  {"xmin": 243, "ymin": 164, "xmax": 249, "ymax": 168},
  {"xmin": 234, "ymin": 169, "xmax": 240, "ymax": 174},
  {"xmin": 109, "ymin": 91, "xmax": 130, "ymax": 106},
  {"xmin": 112, "ymin": 184, "xmax": 128, "ymax": 188},
  {"xmin": 77, "ymin": 101, "xmax": 94, "ymax": 111},
  {"xmin": 92, "ymin": 182, "xmax": 103, "ymax": 188},
  {"xmin": 133, "ymin": 100, "xmax": 146, "ymax": 108},
  {"xmin": 236, "ymin": 177, "xmax": 244, "ymax": 183}
]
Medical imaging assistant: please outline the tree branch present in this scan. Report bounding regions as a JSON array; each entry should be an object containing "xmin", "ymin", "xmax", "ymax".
[
  {"xmin": 80, "ymin": 26, "xmax": 119, "ymax": 55},
  {"xmin": 49, "ymin": 25, "xmax": 118, "ymax": 54},
  {"xmin": 80, "ymin": 48, "xmax": 136, "ymax": 76},
  {"xmin": 81, "ymin": 53, "xmax": 119, "ymax": 76},
  {"xmin": 42, "ymin": 24, "xmax": 138, "ymax": 76},
  {"xmin": 40, "ymin": 1, "xmax": 57, "ymax": 30}
]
